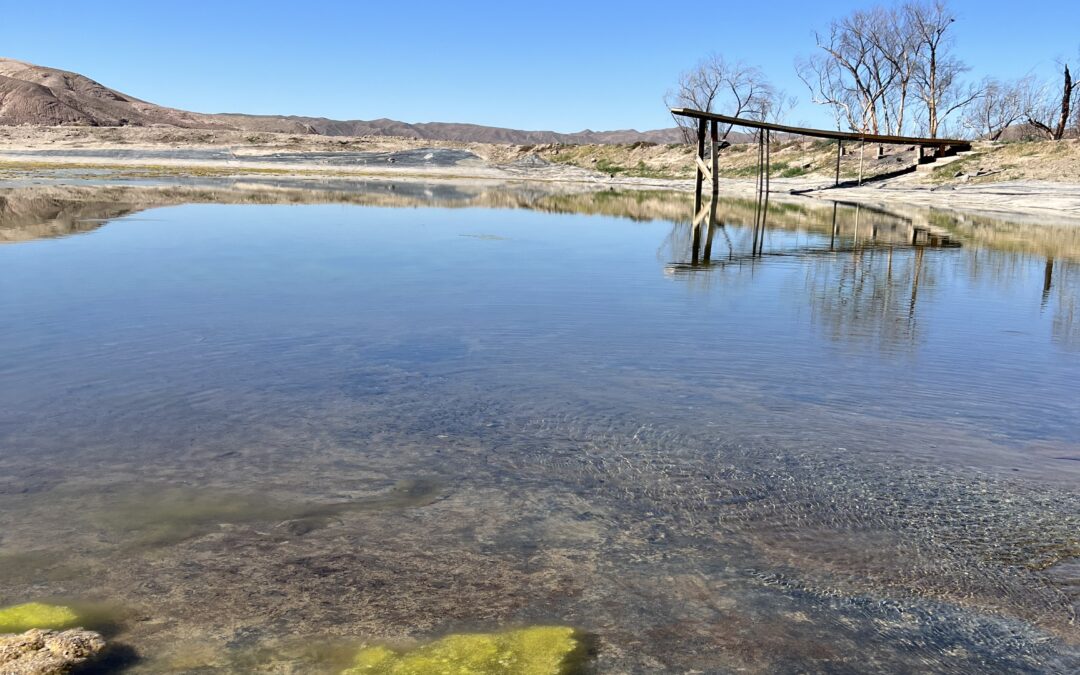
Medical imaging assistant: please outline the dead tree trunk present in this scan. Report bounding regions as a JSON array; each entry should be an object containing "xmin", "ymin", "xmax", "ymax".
[
  {"xmin": 1055, "ymin": 65, "xmax": 1073, "ymax": 140},
  {"xmin": 1030, "ymin": 65, "xmax": 1075, "ymax": 140}
]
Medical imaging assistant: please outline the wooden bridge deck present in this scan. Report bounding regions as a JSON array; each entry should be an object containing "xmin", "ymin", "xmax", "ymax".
[
  {"xmin": 669, "ymin": 108, "xmax": 971, "ymax": 150},
  {"xmin": 670, "ymin": 108, "xmax": 972, "ymax": 265}
]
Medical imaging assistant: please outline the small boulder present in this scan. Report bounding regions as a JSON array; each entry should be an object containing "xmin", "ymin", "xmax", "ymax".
[{"xmin": 0, "ymin": 629, "xmax": 106, "ymax": 675}]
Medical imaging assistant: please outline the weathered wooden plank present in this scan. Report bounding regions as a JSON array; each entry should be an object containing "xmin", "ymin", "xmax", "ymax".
[{"xmin": 695, "ymin": 156, "xmax": 713, "ymax": 183}]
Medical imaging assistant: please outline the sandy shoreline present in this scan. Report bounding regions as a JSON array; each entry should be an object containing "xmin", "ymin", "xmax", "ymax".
[
  {"xmin": 796, "ymin": 179, "xmax": 1080, "ymax": 226},
  {"xmin": 2, "ymin": 129, "xmax": 1079, "ymax": 226}
]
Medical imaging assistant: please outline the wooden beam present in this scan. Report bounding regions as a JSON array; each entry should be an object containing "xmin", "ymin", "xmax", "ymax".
[
  {"xmin": 670, "ymin": 108, "xmax": 970, "ymax": 150},
  {"xmin": 695, "ymin": 156, "xmax": 713, "ymax": 183}
]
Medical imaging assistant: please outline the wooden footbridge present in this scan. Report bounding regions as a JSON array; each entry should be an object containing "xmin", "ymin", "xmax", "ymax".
[{"xmin": 670, "ymin": 108, "xmax": 973, "ymax": 264}]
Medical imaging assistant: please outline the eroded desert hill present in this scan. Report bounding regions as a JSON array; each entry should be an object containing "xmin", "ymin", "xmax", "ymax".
[{"xmin": 0, "ymin": 58, "xmax": 680, "ymax": 144}]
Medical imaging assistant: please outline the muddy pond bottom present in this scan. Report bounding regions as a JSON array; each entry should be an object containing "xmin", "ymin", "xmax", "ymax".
[{"xmin": 0, "ymin": 189, "xmax": 1078, "ymax": 673}]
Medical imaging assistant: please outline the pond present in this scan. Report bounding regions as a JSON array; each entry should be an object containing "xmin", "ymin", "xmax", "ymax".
[{"xmin": 0, "ymin": 183, "xmax": 1077, "ymax": 672}]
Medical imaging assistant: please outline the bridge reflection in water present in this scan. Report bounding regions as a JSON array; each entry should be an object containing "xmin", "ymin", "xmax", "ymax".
[
  {"xmin": 0, "ymin": 181, "xmax": 1075, "ymax": 352},
  {"xmin": 665, "ymin": 195, "xmax": 1079, "ymax": 352},
  {"xmin": 669, "ymin": 198, "xmax": 961, "ymax": 272}
]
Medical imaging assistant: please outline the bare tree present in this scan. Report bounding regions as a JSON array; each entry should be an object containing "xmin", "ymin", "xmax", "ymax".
[
  {"xmin": 797, "ymin": 52, "xmax": 856, "ymax": 131},
  {"xmin": 1027, "ymin": 63, "xmax": 1078, "ymax": 140},
  {"xmin": 798, "ymin": 8, "xmax": 897, "ymax": 134},
  {"xmin": 962, "ymin": 77, "xmax": 1029, "ymax": 140},
  {"xmin": 768, "ymin": 92, "xmax": 800, "ymax": 126},
  {"xmin": 906, "ymin": 0, "xmax": 976, "ymax": 137},
  {"xmin": 1072, "ymin": 80, "xmax": 1080, "ymax": 134},
  {"xmin": 665, "ymin": 54, "xmax": 781, "ymax": 143},
  {"xmin": 869, "ymin": 6, "xmax": 919, "ymax": 135},
  {"xmin": 1071, "ymin": 55, "xmax": 1080, "ymax": 134}
]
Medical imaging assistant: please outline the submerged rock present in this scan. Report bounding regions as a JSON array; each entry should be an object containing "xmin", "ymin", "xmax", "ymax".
[
  {"xmin": 343, "ymin": 626, "xmax": 582, "ymax": 675},
  {"xmin": 0, "ymin": 604, "xmax": 78, "ymax": 634},
  {"xmin": 0, "ymin": 628, "xmax": 105, "ymax": 674}
]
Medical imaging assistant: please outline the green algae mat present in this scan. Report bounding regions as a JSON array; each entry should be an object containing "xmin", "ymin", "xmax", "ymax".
[
  {"xmin": 0, "ymin": 602, "xmax": 79, "ymax": 633},
  {"xmin": 344, "ymin": 626, "xmax": 583, "ymax": 675}
]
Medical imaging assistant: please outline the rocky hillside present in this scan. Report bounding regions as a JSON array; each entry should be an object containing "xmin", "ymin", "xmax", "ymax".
[
  {"xmin": 0, "ymin": 58, "xmax": 681, "ymax": 144},
  {"xmin": 0, "ymin": 58, "xmax": 253, "ymax": 130},
  {"xmin": 304, "ymin": 118, "xmax": 681, "ymax": 144}
]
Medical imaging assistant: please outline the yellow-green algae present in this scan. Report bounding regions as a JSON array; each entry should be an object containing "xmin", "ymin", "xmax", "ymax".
[
  {"xmin": 343, "ymin": 626, "xmax": 582, "ymax": 675},
  {"xmin": 0, "ymin": 602, "xmax": 79, "ymax": 633}
]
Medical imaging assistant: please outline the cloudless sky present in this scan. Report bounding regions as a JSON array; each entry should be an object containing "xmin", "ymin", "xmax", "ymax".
[{"xmin": 3, "ymin": 1, "xmax": 1078, "ymax": 132}]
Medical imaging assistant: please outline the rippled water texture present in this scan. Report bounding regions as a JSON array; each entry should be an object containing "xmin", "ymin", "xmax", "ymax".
[{"xmin": 0, "ymin": 183, "xmax": 1078, "ymax": 672}]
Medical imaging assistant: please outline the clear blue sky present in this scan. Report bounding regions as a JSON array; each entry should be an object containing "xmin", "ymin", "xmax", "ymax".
[{"xmin": 3, "ymin": 1, "xmax": 1078, "ymax": 132}]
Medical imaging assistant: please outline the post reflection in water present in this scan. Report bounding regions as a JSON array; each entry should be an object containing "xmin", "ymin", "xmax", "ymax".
[{"xmin": 667, "ymin": 193, "xmax": 1078, "ymax": 352}]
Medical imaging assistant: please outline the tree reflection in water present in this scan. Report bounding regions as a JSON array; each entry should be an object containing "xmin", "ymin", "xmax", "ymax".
[{"xmin": 664, "ymin": 195, "xmax": 1079, "ymax": 352}]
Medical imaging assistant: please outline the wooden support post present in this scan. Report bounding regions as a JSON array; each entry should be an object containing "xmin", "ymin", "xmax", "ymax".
[
  {"xmin": 835, "ymin": 139, "xmax": 842, "ymax": 186},
  {"xmin": 704, "ymin": 120, "xmax": 720, "ymax": 262},
  {"xmin": 693, "ymin": 119, "xmax": 706, "ymax": 217},
  {"xmin": 710, "ymin": 121, "xmax": 720, "ymax": 199},
  {"xmin": 691, "ymin": 215, "xmax": 701, "ymax": 265},
  {"xmin": 760, "ymin": 129, "xmax": 771, "ymax": 256},
  {"xmin": 877, "ymin": 145, "xmax": 885, "ymax": 159},
  {"xmin": 692, "ymin": 118, "xmax": 706, "ymax": 265},
  {"xmin": 858, "ymin": 140, "xmax": 865, "ymax": 186},
  {"xmin": 752, "ymin": 130, "xmax": 763, "ymax": 255}
]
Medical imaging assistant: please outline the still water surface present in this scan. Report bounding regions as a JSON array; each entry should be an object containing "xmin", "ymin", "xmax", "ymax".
[{"xmin": 0, "ymin": 187, "xmax": 1078, "ymax": 672}]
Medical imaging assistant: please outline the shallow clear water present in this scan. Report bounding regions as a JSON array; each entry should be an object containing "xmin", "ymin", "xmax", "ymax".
[{"xmin": 0, "ymin": 186, "xmax": 1077, "ymax": 672}]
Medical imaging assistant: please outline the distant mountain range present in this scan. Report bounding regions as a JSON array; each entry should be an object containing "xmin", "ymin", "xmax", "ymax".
[{"xmin": 0, "ymin": 58, "xmax": 682, "ymax": 145}]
